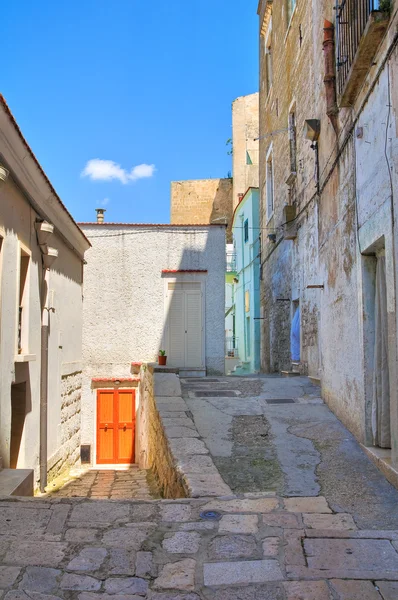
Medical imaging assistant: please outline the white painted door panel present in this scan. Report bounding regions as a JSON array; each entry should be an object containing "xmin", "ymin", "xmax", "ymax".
[
  {"xmin": 185, "ymin": 290, "xmax": 202, "ymax": 367},
  {"xmin": 167, "ymin": 289, "xmax": 185, "ymax": 366},
  {"xmin": 167, "ymin": 283, "xmax": 203, "ymax": 368}
]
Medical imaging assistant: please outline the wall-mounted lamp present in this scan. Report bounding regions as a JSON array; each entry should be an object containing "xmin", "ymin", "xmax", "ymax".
[
  {"xmin": 41, "ymin": 246, "xmax": 58, "ymax": 270},
  {"xmin": 114, "ymin": 380, "xmax": 121, "ymax": 385},
  {"xmin": 0, "ymin": 165, "xmax": 9, "ymax": 183},
  {"xmin": 304, "ymin": 119, "xmax": 321, "ymax": 143},
  {"xmin": 233, "ymin": 277, "xmax": 239, "ymax": 284},
  {"xmin": 35, "ymin": 221, "xmax": 55, "ymax": 245},
  {"xmin": 267, "ymin": 233, "xmax": 277, "ymax": 243}
]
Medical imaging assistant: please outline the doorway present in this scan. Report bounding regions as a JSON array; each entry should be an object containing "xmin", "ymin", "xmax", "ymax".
[
  {"xmin": 10, "ymin": 382, "xmax": 27, "ymax": 468},
  {"xmin": 291, "ymin": 301, "xmax": 300, "ymax": 362},
  {"xmin": 96, "ymin": 389, "xmax": 136, "ymax": 465},
  {"xmin": 372, "ymin": 252, "xmax": 391, "ymax": 448},
  {"xmin": 166, "ymin": 282, "xmax": 204, "ymax": 368}
]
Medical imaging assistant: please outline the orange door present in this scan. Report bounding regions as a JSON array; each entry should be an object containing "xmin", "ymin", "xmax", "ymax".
[{"xmin": 97, "ymin": 389, "xmax": 135, "ymax": 464}]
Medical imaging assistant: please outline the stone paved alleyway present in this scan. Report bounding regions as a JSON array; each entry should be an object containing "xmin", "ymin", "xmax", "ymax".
[
  {"xmin": 2, "ymin": 374, "xmax": 398, "ymax": 599},
  {"xmin": 47, "ymin": 468, "xmax": 158, "ymax": 501},
  {"xmin": 1, "ymin": 493, "xmax": 398, "ymax": 599},
  {"xmin": 182, "ymin": 376, "xmax": 398, "ymax": 530}
]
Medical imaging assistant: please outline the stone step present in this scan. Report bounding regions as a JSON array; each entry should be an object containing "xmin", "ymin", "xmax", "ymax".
[
  {"xmin": 0, "ymin": 468, "xmax": 33, "ymax": 496},
  {"xmin": 180, "ymin": 369, "xmax": 206, "ymax": 378},
  {"xmin": 281, "ymin": 371, "xmax": 301, "ymax": 378}
]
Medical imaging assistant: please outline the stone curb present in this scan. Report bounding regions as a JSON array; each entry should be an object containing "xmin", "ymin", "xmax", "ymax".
[{"xmin": 153, "ymin": 373, "xmax": 232, "ymax": 498}]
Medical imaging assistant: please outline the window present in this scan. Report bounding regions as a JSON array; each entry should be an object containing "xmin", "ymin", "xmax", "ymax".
[
  {"xmin": 264, "ymin": 20, "xmax": 273, "ymax": 97},
  {"xmin": 244, "ymin": 219, "xmax": 249, "ymax": 243},
  {"xmin": 17, "ymin": 246, "xmax": 30, "ymax": 354},
  {"xmin": 289, "ymin": 110, "xmax": 297, "ymax": 175},
  {"xmin": 287, "ymin": 0, "xmax": 297, "ymax": 24},
  {"xmin": 266, "ymin": 146, "xmax": 274, "ymax": 221}
]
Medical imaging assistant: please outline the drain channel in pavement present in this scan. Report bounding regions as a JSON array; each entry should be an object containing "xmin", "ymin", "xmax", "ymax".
[
  {"xmin": 186, "ymin": 378, "xmax": 220, "ymax": 382},
  {"xmin": 194, "ymin": 390, "xmax": 239, "ymax": 398},
  {"xmin": 266, "ymin": 398, "xmax": 296, "ymax": 404}
]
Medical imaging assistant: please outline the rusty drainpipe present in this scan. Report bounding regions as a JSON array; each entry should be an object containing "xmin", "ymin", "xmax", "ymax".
[{"xmin": 323, "ymin": 19, "xmax": 338, "ymax": 133}]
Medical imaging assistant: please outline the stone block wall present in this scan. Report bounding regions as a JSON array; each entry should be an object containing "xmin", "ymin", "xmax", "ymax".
[
  {"xmin": 47, "ymin": 370, "xmax": 82, "ymax": 483},
  {"xmin": 170, "ymin": 179, "xmax": 233, "ymax": 241},
  {"xmin": 232, "ymin": 93, "xmax": 259, "ymax": 209},
  {"xmin": 137, "ymin": 366, "xmax": 231, "ymax": 499},
  {"xmin": 137, "ymin": 366, "xmax": 186, "ymax": 498}
]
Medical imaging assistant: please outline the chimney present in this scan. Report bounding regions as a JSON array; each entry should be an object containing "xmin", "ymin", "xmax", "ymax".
[
  {"xmin": 95, "ymin": 208, "xmax": 106, "ymax": 223},
  {"xmin": 238, "ymin": 193, "xmax": 244, "ymax": 204}
]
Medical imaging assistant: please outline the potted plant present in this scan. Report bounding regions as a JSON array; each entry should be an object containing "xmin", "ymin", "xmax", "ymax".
[{"xmin": 158, "ymin": 350, "xmax": 167, "ymax": 366}]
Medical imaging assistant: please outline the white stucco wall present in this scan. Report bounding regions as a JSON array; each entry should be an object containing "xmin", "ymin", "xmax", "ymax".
[
  {"xmin": 80, "ymin": 224, "xmax": 226, "ymax": 457},
  {"xmin": 0, "ymin": 177, "xmax": 86, "ymax": 486}
]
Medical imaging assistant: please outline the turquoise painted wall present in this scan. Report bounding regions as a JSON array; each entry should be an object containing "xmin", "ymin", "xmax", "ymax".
[{"xmin": 232, "ymin": 188, "xmax": 261, "ymax": 373}]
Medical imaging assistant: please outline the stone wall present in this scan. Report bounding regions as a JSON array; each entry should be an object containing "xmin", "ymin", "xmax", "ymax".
[
  {"xmin": 137, "ymin": 366, "xmax": 186, "ymax": 498},
  {"xmin": 47, "ymin": 370, "xmax": 82, "ymax": 482},
  {"xmin": 232, "ymin": 93, "xmax": 259, "ymax": 209},
  {"xmin": 137, "ymin": 366, "xmax": 231, "ymax": 499},
  {"xmin": 258, "ymin": 0, "xmax": 398, "ymax": 460},
  {"xmin": 170, "ymin": 179, "xmax": 233, "ymax": 241}
]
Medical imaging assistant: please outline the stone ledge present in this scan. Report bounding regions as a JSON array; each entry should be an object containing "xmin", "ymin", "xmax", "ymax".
[
  {"xmin": 151, "ymin": 371, "xmax": 232, "ymax": 498},
  {"xmin": 0, "ymin": 469, "xmax": 33, "ymax": 496},
  {"xmin": 361, "ymin": 445, "xmax": 398, "ymax": 490}
]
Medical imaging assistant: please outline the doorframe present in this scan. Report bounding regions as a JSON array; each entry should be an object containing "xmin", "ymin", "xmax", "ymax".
[
  {"xmin": 162, "ymin": 274, "xmax": 206, "ymax": 369},
  {"xmin": 95, "ymin": 388, "xmax": 136, "ymax": 468}
]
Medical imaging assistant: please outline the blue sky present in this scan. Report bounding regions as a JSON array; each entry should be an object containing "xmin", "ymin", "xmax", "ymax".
[{"xmin": 2, "ymin": 1, "xmax": 258, "ymax": 224}]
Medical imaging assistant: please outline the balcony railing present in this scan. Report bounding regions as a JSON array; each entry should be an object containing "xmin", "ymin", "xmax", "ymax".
[
  {"xmin": 225, "ymin": 336, "xmax": 239, "ymax": 358},
  {"xmin": 226, "ymin": 252, "xmax": 237, "ymax": 273},
  {"xmin": 336, "ymin": 0, "xmax": 388, "ymax": 100}
]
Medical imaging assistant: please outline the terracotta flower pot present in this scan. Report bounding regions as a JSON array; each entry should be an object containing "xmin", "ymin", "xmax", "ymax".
[{"xmin": 158, "ymin": 355, "xmax": 167, "ymax": 366}]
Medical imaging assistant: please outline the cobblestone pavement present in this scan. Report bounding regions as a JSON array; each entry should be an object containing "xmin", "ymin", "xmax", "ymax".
[
  {"xmin": 47, "ymin": 468, "xmax": 158, "ymax": 500},
  {"xmin": 0, "ymin": 493, "xmax": 398, "ymax": 599}
]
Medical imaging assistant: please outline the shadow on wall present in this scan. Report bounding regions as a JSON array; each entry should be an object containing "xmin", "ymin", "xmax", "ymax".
[
  {"xmin": 0, "ymin": 217, "xmax": 84, "ymax": 476},
  {"xmin": 209, "ymin": 179, "xmax": 233, "ymax": 243},
  {"xmin": 158, "ymin": 230, "xmax": 225, "ymax": 376}
]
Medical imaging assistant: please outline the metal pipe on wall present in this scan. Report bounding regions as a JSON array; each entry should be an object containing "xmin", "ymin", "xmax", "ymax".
[{"xmin": 40, "ymin": 268, "xmax": 50, "ymax": 493}]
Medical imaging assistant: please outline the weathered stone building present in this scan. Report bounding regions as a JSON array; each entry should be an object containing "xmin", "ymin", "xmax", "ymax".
[
  {"xmin": 171, "ymin": 178, "xmax": 233, "ymax": 240},
  {"xmin": 170, "ymin": 93, "xmax": 259, "ymax": 240},
  {"xmin": 258, "ymin": 0, "xmax": 398, "ymax": 480},
  {"xmin": 232, "ymin": 93, "xmax": 260, "ymax": 209}
]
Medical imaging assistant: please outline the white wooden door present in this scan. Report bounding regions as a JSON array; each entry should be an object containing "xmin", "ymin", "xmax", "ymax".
[
  {"xmin": 185, "ymin": 289, "xmax": 203, "ymax": 367},
  {"xmin": 167, "ymin": 283, "xmax": 203, "ymax": 368}
]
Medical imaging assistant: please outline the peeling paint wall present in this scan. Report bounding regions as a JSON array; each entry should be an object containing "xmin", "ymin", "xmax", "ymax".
[{"xmin": 258, "ymin": 0, "xmax": 398, "ymax": 457}]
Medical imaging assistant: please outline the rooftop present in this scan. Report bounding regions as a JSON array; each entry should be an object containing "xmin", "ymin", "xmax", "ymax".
[{"xmin": 78, "ymin": 222, "xmax": 227, "ymax": 227}]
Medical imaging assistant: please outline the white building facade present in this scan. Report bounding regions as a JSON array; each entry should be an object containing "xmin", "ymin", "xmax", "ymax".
[
  {"xmin": 0, "ymin": 96, "xmax": 90, "ymax": 492},
  {"xmin": 79, "ymin": 222, "xmax": 225, "ymax": 467}
]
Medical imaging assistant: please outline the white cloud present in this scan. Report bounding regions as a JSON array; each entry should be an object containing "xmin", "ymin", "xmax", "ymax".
[
  {"xmin": 130, "ymin": 163, "xmax": 156, "ymax": 181},
  {"xmin": 100, "ymin": 197, "xmax": 110, "ymax": 206},
  {"xmin": 81, "ymin": 159, "xmax": 156, "ymax": 184}
]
